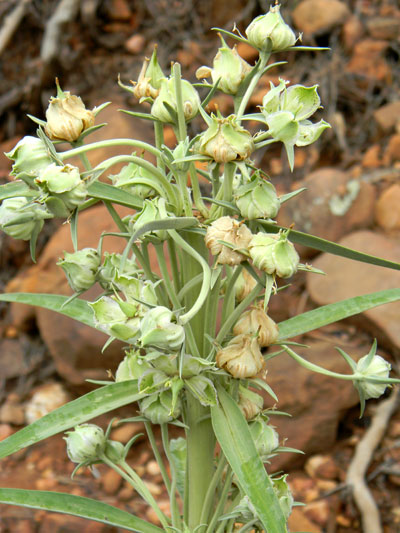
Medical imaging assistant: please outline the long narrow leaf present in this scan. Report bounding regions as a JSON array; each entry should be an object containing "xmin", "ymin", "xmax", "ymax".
[
  {"xmin": 87, "ymin": 181, "xmax": 143, "ymax": 209},
  {"xmin": 0, "ymin": 381, "xmax": 144, "ymax": 459},
  {"xmin": 0, "ymin": 293, "xmax": 95, "ymax": 328},
  {"xmin": 0, "ymin": 489, "xmax": 163, "ymax": 533},
  {"xmin": 0, "ymin": 181, "xmax": 36, "ymax": 200},
  {"xmin": 277, "ymin": 288, "xmax": 400, "ymax": 340},
  {"xmin": 259, "ymin": 220, "xmax": 400, "ymax": 271},
  {"xmin": 211, "ymin": 386, "xmax": 287, "ymax": 533}
]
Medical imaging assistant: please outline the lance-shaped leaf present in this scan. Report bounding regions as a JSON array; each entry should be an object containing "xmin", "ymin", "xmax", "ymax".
[
  {"xmin": 0, "ymin": 381, "xmax": 144, "ymax": 459},
  {"xmin": 211, "ymin": 385, "xmax": 287, "ymax": 533},
  {"xmin": 278, "ymin": 288, "xmax": 400, "ymax": 340},
  {"xmin": 0, "ymin": 489, "xmax": 163, "ymax": 533},
  {"xmin": 87, "ymin": 181, "xmax": 143, "ymax": 209}
]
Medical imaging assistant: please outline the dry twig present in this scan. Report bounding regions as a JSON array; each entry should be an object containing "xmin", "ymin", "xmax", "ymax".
[
  {"xmin": 40, "ymin": 0, "xmax": 80, "ymax": 64},
  {"xmin": 346, "ymin": 387, "xmax": 400, "ymax": 533},
  {"xmin": 0, "ymin": 0, "xmax": 31, "ymax": 56}
]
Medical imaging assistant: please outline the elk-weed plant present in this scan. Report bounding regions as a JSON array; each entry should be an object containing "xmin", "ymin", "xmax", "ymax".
[{"xmin": 1, "ymin": 5, "xmax": 400, "ymax": 533}]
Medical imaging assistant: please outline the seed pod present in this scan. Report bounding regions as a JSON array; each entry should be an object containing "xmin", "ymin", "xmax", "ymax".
[
  {"xmin": 5, "ymin": 136, "xmax": 53, "ymax": 185},
  {"xmin": 133, "ymin": 46, "xmax": 165, "ymax": 100},
  {"xmin": 249, "ymin": 418, "xmax": 279, "ymax": 458},
  {"xmin": 57, "ymin": 248, "xmax": 100, "ymax": 292},
  {"xmin": 140, "ymin": 306, "xmax": 185, "ymax": 350},
  {"xmin": 0, "ymin": 197, "xmax": 52, "ymax": 241},
  {"xmin": 234, "ymin": 268, "xmax": 258, "ymax": 302},
  {"xmin": 115, "ymin": 350, "xmax": 152, "ymax": 382},
  {"xmin": 234, "ymin": 173, "xmax": 280, "ymax": 220},
  {"xmin": 249, "ymin": 232, "xmax": 299, "ymax": 278},
  {"xmin": 205, "ymin": 216, "xmax": 252, "ymax": 266},
  {"xmin": 238, "ymin": 386, "xmax": 264, "ymax": 420},
  {"xmin": 233, "ymin": 306, "xmax": 279, "ymax": 347},
  {"xmin": 151, "ymin": 74, "xmax": 200, "ymax": 123},
  {"xmin": 216, "ymin": 334, "xmax": 264, "ymax": 379}
]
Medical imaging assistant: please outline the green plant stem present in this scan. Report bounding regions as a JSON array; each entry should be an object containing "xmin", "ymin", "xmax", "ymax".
[
  {"xmin": 235, "ymin": 52, "xmax": 270, "ymax": 121},
  {"xmin": 167, "ymin": 238, "xmax": 181, "ymax": 294},
  {"xmin": 100, "ymin": 454, "xmax": 169, "ymax": 529},
  {"xmin": 173, "ymin": 63, "xmax": 187, "ymax": 142},
  {"xmin": 186, "ymin": 393, "xmax": 215, "ymax": 530},
  {"xmin": 203, "ymin": 269, "xmax": 222, "ymax": 352},
  {"xmin": 189, "ymin": 163, "xmax": 209, "ymax": 218},
  {"xmin": 154, "ymin": 121, "xmax": 165, "ymax": 173},
  {"xmin": 220, "ymin": 266, "xmax": 235, "ymax": 327},
  {"xmin": 205, "ymin": 465, "xmax": 234, "ymax": 533},
  {"xmin": 167, "ymin": 229, "xmax": 211, "ymax": 325},
  {"xmin": 222, "ymin": 163, "xmax": 235, "ymax": 214},
  {"xmin": 216, "ymin": 282, "xmax": 263, "ymax": 345},
  {"xmin": 175, "ymin": 170, "xmax": 193, "ymax": 217},
  {"xmin": 199, "ymin": 455, "xmax": 227, "ymax": 531},
  {"xmin": 103, "ymin": 201, "xmax": 128, "ymax": 233},
  {"xmin": 161, "ymin": 424, "xmax": 182, "ymax": 530},
  {"xmin": 144, "ymin": 422, "xmax": 171, "ymax": 494},
  {"xmin": 60, "ymin": 138, "xmax": 162, "ymax": 160}
]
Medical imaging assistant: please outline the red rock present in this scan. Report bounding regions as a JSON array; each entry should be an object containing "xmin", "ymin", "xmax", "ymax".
[
  {"xmin": 0, "ymin": 395, "xmax": 25, "ymax": 426},
  {"xmin": 346, "ymin": 39, "xmax": 391, "ymax": 84},
  {"xmin": 292, "ymin": 0, "xmax": 350, "ymax": 34},
  {"xmin": 304, "ymin": 500, "xmax": 331, "ymax": 527},
  {"xmin": 342, "ymin": 15, "xmax": 364, "ymax": 50},
  {"xmin": 362, "ymin": 144, "xmax": 382, "ymax": 168},
  {"xmin": 383, "ymin": 134, "xmax": 400, "ymax": 165},
  {"xmin": 25, "ymin": 383, "xmax": 70, "ymax": 424},
  {"xmin": 375, "ymin": 184, "xmax": 400, "ymax": 230},
  {"xmin": 0, "ymin": 423, "xmax": 14, "ymax": 441},
  {"xmin": 373, "ymin": 101, "xmax": 400, "ymax": 134},
  {"xmin": 306, "ymin": 230, "xmax": 400, "ymax": 355},
  {"xmin": 236, "ymin": 42, "xmax": 258, "ymax": 63},
  {"xmin": 366, "ymin": 17, "xmax": 400, "ymax": 40},
  {"xmin": 125, "ymin": 33, "xmax": 146, "ymax": 54},
  {"xmin": 110, "ymin": 421, "xmax": 144, "ymax": 444},
  {"xmin": 101, "ymin": 468, "xmax": 123, "ymax": 495},
  {"xmin": 277, "ymin": 168, "xmax": 375, "ymax": 257},
  {"xmin": 288, "ymin": 507, "xmax": 322, "ymax": 532},
  {"xmin": 304, "ymin": 454, "xmax": 338, "ymax": 480},
  {"xmin": 107, "ymin": 0, "xmax": 132, "ymax": 21}
]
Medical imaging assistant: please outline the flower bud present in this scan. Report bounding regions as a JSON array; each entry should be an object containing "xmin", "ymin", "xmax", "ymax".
[
  {"xmin": 249, "ymin": 232, "xmax": 299, "ymax": 278},
  {"xmin": 273, "ymin": 475, "xmax": 294, "ymax": 520},
  {"xmin": 124, "ymin": 197, "xmax": 171, "ymax": 240},
  {"xmin": 233, "ymin": 306, "xmax": 279, "ymax": 347},
  {"xmin": 115, "ymin": 350, "xmax": 152, "ymax": 382},
  {"xmin": 216, "ymin": 334, "xmax": 264, "ymax": 379},
  {"xmin": 234, "ymin": 268, "xmax": 258, "ymax": 302},
  {"xmin": 245, "ymin": 4, "xmax": 296, "ymax": 53},
  {"xmin": 205, "ymin": 216, "xmax": 252, "ymax": 266},
  {"xmin": 133, "ymin": 46, "xmax": 165, "ymax": 100},
  {"xmin": 234, "ymin": 173, "xmax": 280, "ymax": 220},
  {"xmin": 196, "ymin": 114, "xmax": 254, "ymax": 163},
  {"xmin": 249, "ymin": 419, "xmax": 279, "ymax": 458},
  {"xmin": 45, "ymin": 82, "xmax": 95, "ymax": 142},
  {"xmin": 89, "ymin": 296, "xmax": 141, "ymax": 342},
  {"xmin": 140, "ymin": 390, "xmax": 181, "ymax": 424},
  {"xmin": 109, "ymin": 161, "xmax": 155, "ymax": 200},
  {"xmin": 151, "ymin": 73, "xmax": 200, "ymax": 123},
  {"xmin": 97, "ymin": 252, "xmax": 140, "ymax": 290},
  {"xmin": 65, "ymin": 424, "xmax": 106, "ymax": 464},
  {"xmin": 5, "ymin": 136, "xmax": 53, "ymax": 185},
  {"xmin": 35, "ymin": 163, "xmax": 87, "ymax": 216},
  {"xmin": 238, "ymin": 386, "xmax": 264, "ymax": 420},
  {"xmin": 57, "ymin": 248, "xmax": 100, "ymax": 292},
  {"xmin": 0, "ymin": 197, "xmax": 52, "ymax": 241},
  {"xmin": 355, "ymin": 354, "xmax": 391, "ymax": 399},
  {"xmin": 196, "ymin": 35, "xmax": 252, "ymax": 95},
  {"xmin": 140, "ymin": 306, "xmax": 185, "ymax": 350}
]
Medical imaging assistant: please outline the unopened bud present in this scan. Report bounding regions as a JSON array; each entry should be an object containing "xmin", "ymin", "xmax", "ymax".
[
  {"xmin": 238, "ymin": 386, "xmax": 264, "ymax": 420},
  {"xmin": 205, "ymin": 216, "xmax": 252, "ymax": 266},
  {"xmin": 140, "ymin": 390, "xmax": 181, "ymax": 424},
  {"xmin": 0, "ymin": 197, "xmax": 52, "ymax": 241},
  {"xmin": 249, "ymin": 231, "xmax": 299, "ymax": 278},
  {"xmin": 5, "ymin": 136, "xmax": 53, "ymax": 185},
  {"xmin": 216, "ymin": 334, "xmax": 264, "ymax": 379},
  {"xmin": 246, "ymin": 4, "xmax": 296, "ymax": 53},
  {"xmin": 249, "ymin": 418, "xmax": 279, "ymax": 458},
  {"xmin": 140, "ymin": 306, "xmax": 185, "ymax": 350},
  {"xmin": 57, "ymin": 248, "xmax": 100, "ymax": 292},
  {"xmin": 45, "ymin": 81, "xmax": 95, "ymax": 142},
  {"xmin": 234, "ymin": 173, "xmax": 280, "ymax": 220},
  {"xmin": 151, "ymin": 74, "xmax": 200, "ymax": 123},
  {"xmin": 356, "ymin": 354, "xmax": 391, "ymax": 399},
  {"xmin": 65, "ymin": 424, "xmax": 106, "ymax": 464},
  {"xmin": 197, "ymin": 114, "xmax": 254, "ymax": 163},
  {"xmin": 133, "ymin": 46, "xmax": 165, "ymax": 100},
  {"xmin": 115, "ymin": 350, "xmax": 152, "ymax": 382}
]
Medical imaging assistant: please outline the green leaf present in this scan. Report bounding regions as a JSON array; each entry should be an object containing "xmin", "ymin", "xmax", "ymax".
[
  {"xmin": 258, "ymin": 220, "xmax": 400, "ymax": 271},
  {"xmin": 0, "ymin": 293, "xmax": 96, "ymax": 328},
  {"xmin": 211, "ymin": 385, "xmax": 287, "ymax": 533},
  {"xmin": 0, "ymin": 381, "xmax": 144, "ymax": 459},
  {"xmin": 0, "ymin": 489, "xmax": 163, "ymax": 533},
  {"xmin": 278, "ymin": 288, "xmax": 400, "ymax": 340},
  {"xmin": 0, "ymin": 181, "xmax": 36, "ymax": 200},
  {"xmin": 87, "ymin": 181, "xmax": 143, "ymax": 209}
]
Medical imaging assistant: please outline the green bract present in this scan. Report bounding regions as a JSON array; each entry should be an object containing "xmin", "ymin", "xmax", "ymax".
[
  {"xmin": 57, "ymin": 248, "xmax": 100, "ymax": 292},
  {"xmin": 245, "ymin": 4, "xmax": 296, "ymax": 53},
  {"xmin": 196, "ymin": 35, "xmax": 252, "ymax": 95},
  {"xmin": 197, "ymin": 114, "xmax": 254, "ymax": 163},
  {"xmin": 35, "ymin": 163, "xmax": 87, "ymax": 216},
  {"xmin": 234, "ymin": 173, "xmax": 280, "ymax": 219},
  {"xmin": 140, "ymin": 390, "xmax": 182, "ymax": 424},
  {"xmin": 249, "ymin": 232, "xmax": 299, "ymax": 278},
  {"xmin": 249, "ymin": 419, "xmax": 279, "ymax": 459},
  {"xmin": 0, "ymin": 197, "xmax": 52, "ymax": 241},
  {"xmin": 109, "ymin": 160, "xmax": 156, "ymax": 199},
  {"xmin": 89, "ymin": 295, "xmax": 141, "ymax": 342},
  {"xmin": 124, "ymin": 197, "xmax": 172, "ymax": 240},
  {"xmin": 115, "ymin": 350, "xmax": 152, "ymax": 382},
  {"xmin": 64, "ymin": 424, "xmax": 106, "ymax": 464},
  {"xmin": 140, "ymin": 306, "xmax": 185, "ymax": 350},
  {"xmin": 151, "ymin": 72, "xmax": 200, "ymax": 123},
  {"xmin": 133, "ymin": 46, "xmax": 166, "ymax": 101},
  {"xmin": 5, "ymin": 136, "xmax": 53, "ymax": 185},
  {"xmin": 356, "ymin": 354, "xmax": 391, "ymax": 399},
  {"xmin": 97, "ymin": 252, "xmax": 140, "ymax": 290},
  {"xmin": 272, "ymin": 475, "xmax": 294, "ymax": 520}
]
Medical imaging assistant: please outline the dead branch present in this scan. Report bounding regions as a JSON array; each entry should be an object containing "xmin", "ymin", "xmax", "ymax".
[
  {"xmin": 346, "ymin": 387, "xmax": 400, "ymax": 533},
  {"xmin": 40, "ymin": 0, "xmax": 80, "ymax": 65},
  {"xmin": 0, "ymin": 0, "xmax": 31, "ymax": 56}
]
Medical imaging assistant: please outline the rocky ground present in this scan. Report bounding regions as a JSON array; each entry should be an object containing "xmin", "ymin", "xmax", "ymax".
[{"xmin": 0, "ymin": 0, "xmax": 400, "ymax": 532}]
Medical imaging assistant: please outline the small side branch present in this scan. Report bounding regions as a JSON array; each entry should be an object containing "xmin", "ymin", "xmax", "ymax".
[{"xmin": 346, "ymin": 387, "xmax": 400, "ymax": 533}]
